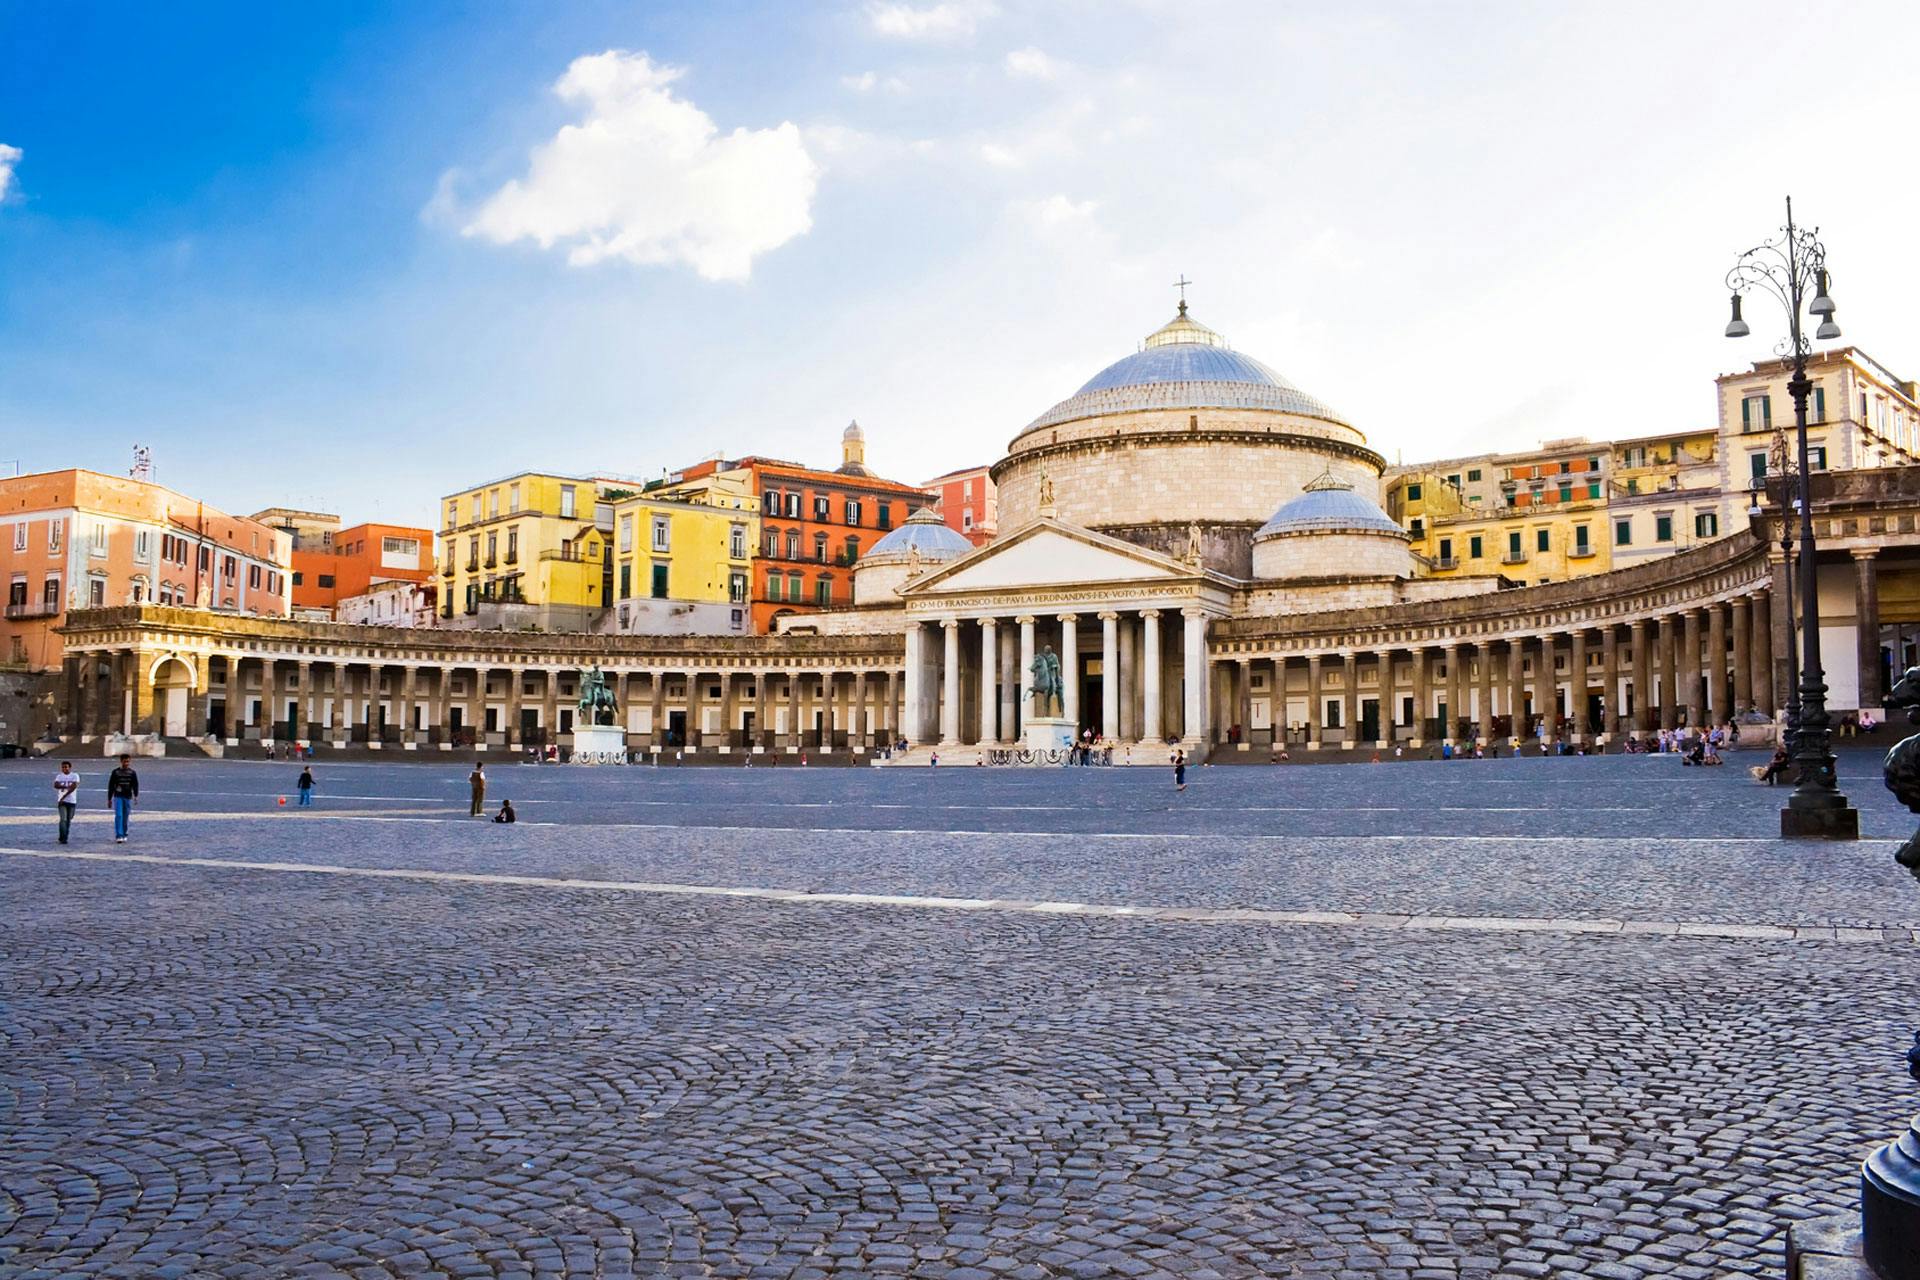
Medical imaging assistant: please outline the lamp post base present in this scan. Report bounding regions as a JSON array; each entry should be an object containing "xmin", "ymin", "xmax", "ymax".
[
  {"xmin": 1781, "ymin": 799, "xmax": 1861, "ymax": 839},
  {"xmin": 1864, "ymin": 1115, "xmax": 1920, "ymax": 1279}
]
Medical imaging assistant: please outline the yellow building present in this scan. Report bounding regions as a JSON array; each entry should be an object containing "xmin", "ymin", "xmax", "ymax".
[
  {"xmin": 439, "ymin": 471, "xmax": 610, "ymax": 631},
  {"xmin": 1606, "ymin": 428, "xmax": 1723, "ymax": 568},
  {"xmin": 604, "ymin": 479, "xmax": 758, "ymax": 636},
  {"xmin": 1386, "ymin": 439, "xmax": 1611, "ymax": 586}
]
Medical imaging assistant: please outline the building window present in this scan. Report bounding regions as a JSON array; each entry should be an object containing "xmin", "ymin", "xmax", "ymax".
[
  {"xmin": 48, "ymin": 519, "xmax": 61, "ymax": 552},
  {"xmin": 651, "ymin": 564, "xmax": 669, "ymax": 599},
  {"xmin": 248, "ymin": 564, "xmax": 262, "ymax": 589},
  {"xmin": 764, "ymin": 527, "xmax": 781, "ymax": 557},
  {"xmin": 1655, "ymin": 514, "xmax": 1673, "ymax": 543},
  {"xmin": 1467, "ymin": 469, "xmax": 1482, "ymax": 482},
  {"xmin": 1446, "ymin": 473, "xmax": 1460, "ymax": 488},
  {"xmin": 447, "ymin": 501, "xmax": 459, "ymax": 528},
  {"xmin": 877, "ymin": 503, "xmax": 893, "ymax": 530},
  {"xmin": 1741, "ymin": 395, "xmax": 1772, "ymax": 432},
  {"xmin": 317, "ymin": 574, "xmax": 335, "ymax": 589},
  {"xmin": 1406, "ymin": 482, "xmax": 1422, "ymax": 501},
  {"xmin": 651, "ymin": 517, "xmax": 670, "ymax": 552},
  {"xmin": 787, "ymin": 571, "xmax": 802, "ymax": 600},
  {"xmin": 962, "ymin": 511, "xmax": 974, "ymax": 531},
  {"xmin": 1614, "ymin": 518, "xmax": 1632, "ymax": 546},
  {"xmin": 10, "ymin": 523, "xmax": 23, "ymax": 552},
  {"xmin": 1469, "ymin": 535, "xmax": 1483, "ymax": 559},
  {"xmin": 488, "ymin": 490, "xmax": 500, "ymax": 519},
  {"xmin": 7, "ymin": 578, "xmax": 24, "ymax": 607},
  {"xmin": 729, "ymin": 524, "xmax": 747, "ymax": 559},
  {"xmin": 1587, "ymin": 482, "xmax": 1601, "ymax": 499},
  {"xmin": 785, "ymin": 530, "xmax": 800, "ymax": 559},
  {"xmin": 559, "ymin": 485, "xmax": 576, "ymax": 519},
  {"xmin": 42, "ymin": 577, "xmax": 60, "ymax": 607},
  {"xmin": 506, "ymin": 529, "xmax": 517, "ymax": 562},
  {"xmin": 619, "ymin": 514, "xmax": 633, "ymax": 552},
  {"xmin": 1557, "ymin": 482, "xmax": 1572, "ymax": 503},
  {"xmin": 1437, "ymin": 537, "xmax": 1453, "ymax": 564},
  {"xmin": 1809, "ymin": 445, "xmax": 1828, "ymax": 470},
  {"xmin": 1695, "ymin": 512, "xmax": 1718, "ymax": 538},
  {"xmin": 1574, "ymin": 525, "xmax": 1590, "ymax": 553},
  {"xmin": 1409, "ymin": 517, "xmax": 1424, "ymax": 538},
  {"xmin": 619, "ymin": 564, "xmax": 631, "ymax": 598},
  {"xmin": 814, "ymin": 575, "xmax": 832, "ymax": 606},
  {"xmin": 292, "ymin": 571, "xmax": 304, "ymax": 586},
  {"xmin": 813, "ymin": 495, "xmax": 830, "ymax": 521},
  {"xmin": 485, "ymin": 532, "xmax": 497, "ymax": 564},
  {"xmin": 509, "ymin": 483, "xmax": 521, "ymax": 513},
  {"xmin": 729, "ymin": 572, "xmax": 747, "ymax": 603},
  {"xmin": 1814, "ymin": 385, "xmax": 1826, "ymax": 422},
  {"xmin": 785, "ymin": 493, "xmax": 801, "ymax": 518},
  {"xmin": 763, "ymin": 490, "xmax": 781, "ymax": 515},
  {"xmin": 814, "ymin": 531, "xmax": 828, "ymax": 561},
  {"xmin": 766, "ymin": 571, "xmax": 782, "ymax": 601},
  {"xmin": 89, "ymin": 578, "xmax": 106, "ymax": 607},
  {"xmin": 845, "ymin": 499, "xmax": 862, "ymax": 526},
  {"xmin": 1507, "ymin": 531, "xmax": 1524, "ymax": 560},
  {"xmin": 1749, "ymin": 452, "xmax": 1767, "ymax": 483},
  {"xmin": 1535, "ymin": 528, "xmax": 1550, "ymax": 553}
]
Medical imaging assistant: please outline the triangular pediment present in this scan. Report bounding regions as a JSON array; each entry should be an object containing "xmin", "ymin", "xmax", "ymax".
[{"xmin": 906, "ymin": 520, "xmax": 1192, "ymax": 595}]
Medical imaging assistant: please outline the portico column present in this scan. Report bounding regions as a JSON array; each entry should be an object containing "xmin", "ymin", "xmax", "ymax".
[
  {"xmin": 297, "ymin": 661, "xmax": 313, "ymax": 742},
  {"xmin": 1100, "ymin": 612, "xmax": 1120, "ymax": 740},
  {"xmin": 999, "ymin": 623, "xmax": 1018, "ymax": 742},
  {"xmin": 1374, "ymin": 649, "xmax": 1393, "ymax": 748},
  {"xmin": 850, "ymin": 671, "xmax": 868, "ymax": 749},
  {"xmin": 1181, "ymin": 609, "xmax": 1206, "ymax": 746},
  {"xmin": 1235, "ymin": 656, "xmax": 1253, "ymax": 750},
  {"xmin": 1016, "ymin": 616, "xmax": 1036, "ymax": 732},
  {"xmin": 1117, "ymin": 615, "xmax": 1137, "ymax": 742},
  {"xmin": 1630, "ymin": 619, "xmax": 1651, "ymax": 736},
  {"xmin": 223, "ymin": 656, "xmax": 240, "ymax": 742},
  {"xmin": 684, "ymin": 671, "xmax": 701, "ymax": 750},
  {"xmin": 1707, "ymin": 603, "xmax": 1729, "ymax": 725},
  {"xmin": 753, "ymin": 670, "xmax": 770, "ymax": 748},
  {"xmin": 940, "ymin": 619, "xmax": 961, "ymax": 746},
  {"xmin": 1750, "ymin": 590, "xmax": 1775, "ymax": 716},
  {"xmin": 1059, "ymin": 614, "xmax": 1081, "ymax": 729},
  {"xmin": 1658, "ymin": 617, "xmax": 1679, "ymax": 731},
  {"xmin": 1411, "ymin": 647, "xmax": 1429, "ymax": 746},
  {"xmin": 1305, "ymin": 654, "xmax": 1323, "ymax": 748},
  {"xmin": 1570, "ymin": 630, "xmax": 1589, "ymax": 740},
  {"xmin": 902, "ymin": 623, "xmax": 924, "ymax": 744},
  {"xmin": 1141, "ymin": 611, "xmax": 1163, "ymax": 743},
  {"xmin": 1536, "ymin": 636, "xmax": 1558, "ymax": 744},
  {"xmin": 979, "ymin": 618, "xmax": 1000, "ymax": 745},
  {"xmin": 1601, "ymin": 626, "xmax": 1620, "ymax": 740},
  {"xmin": 1857, "ymin": 550, "xmax": 1883, "ymax": 709},
  {"xmin": 1681, "ymin": 608, "xmax": 1703, "ymax": 727},
  {"xmin": 1506, "ymin": 639, "xmax": 1525, "ymax": 744},
  {"xmin": 1731, "ymin": 597, "xmax": 1752, "ymax": 716},
  {"xmin": 1341, "ymin": 653, "xmax": 1359, "ymax": 749}
]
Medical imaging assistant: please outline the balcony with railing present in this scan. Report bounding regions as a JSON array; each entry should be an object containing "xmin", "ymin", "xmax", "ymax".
[
  {"xmin": 1501, "ymin": 552, "xmax": 1528, "ymax": 565},
  {"xmin": 1568, "ymin": 544, "xmax": 1598, "ymax": 559},
  {"xmin": 1434, "ymin": 557, "xmax": 1459, "ymax": 571},
  {"xmin": 4, "ymin": 601, "xmax": 60, "ymax": 620}
]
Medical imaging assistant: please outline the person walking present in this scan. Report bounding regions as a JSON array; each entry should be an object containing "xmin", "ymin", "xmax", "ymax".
[
  {"xmin": 296, "ymin": 766, "xmax": 315, "ymax": 807},
  {"xmin": 53, "ymin": 760, "xmax": 80, "ymax": 844},
  {"xmin": 468, "ymin": 762, "xmax": 487, "ymax": 817},
  {"xmin": 106, "ymin": 753, "xmax": 139, "ymax": 843},
  {"xmin": 1173, "ymin": 750, "xmax": 1187, "ymax": 792}
]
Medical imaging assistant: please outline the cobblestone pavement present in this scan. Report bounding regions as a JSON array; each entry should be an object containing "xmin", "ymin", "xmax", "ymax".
[{"xmin": 2, "ymin": 752, "xmax": 1918, "ymax": 1278}]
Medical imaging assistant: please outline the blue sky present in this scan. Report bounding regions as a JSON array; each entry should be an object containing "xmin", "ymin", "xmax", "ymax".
[{"xmin": 4, "ymin": 1, "xmax": 1920, "ymax": 529}]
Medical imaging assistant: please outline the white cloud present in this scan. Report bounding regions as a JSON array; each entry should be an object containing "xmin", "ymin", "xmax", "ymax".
[
  {"xmin": 0, "ymin": 144, "xmax": 21, "ymax": 203},
  {"xmin": 841, "ymin": 70, "xmax": 908, "ymax": 94},
  {"xmin": 866, "ymin": 1, "xmax": 994, "ymax": 41},
  {"xmin": 1003, "ymin": 47, "xmax": 1059, "ymax": 79},
  {"xmin": 1020, "ymin": 194, "xmax": 1098, "ymax": 230},
  {"xmin": 461, "ymin": 50, "xmax": 819, "ymax": 282}
]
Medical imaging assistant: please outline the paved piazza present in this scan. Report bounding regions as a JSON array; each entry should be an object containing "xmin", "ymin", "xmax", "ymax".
[{"xmin": 4, "ymin": 751, "xmax": 1920, "ymax": 1279}]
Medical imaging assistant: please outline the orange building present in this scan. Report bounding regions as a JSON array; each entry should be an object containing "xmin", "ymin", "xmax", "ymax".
[
  {"xmin": 665, "ymin": 423, "xmax": 930, "ymax": 632},
  {"xmin": 922, "ymin": 463, "xmax": 998, "ymax": 546},
  {"xmin": 3, "ymin": 469, "xmax": 291, "ymax": 671},
  {"xmin": 281, "ymin": 521, "xmax": 434, "ymax": 618}
]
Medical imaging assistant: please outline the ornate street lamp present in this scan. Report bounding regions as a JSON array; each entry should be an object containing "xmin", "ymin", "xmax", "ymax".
[{"xmin": 1723, "ymin": 197, "xmax": 1859, "ymax": 839}]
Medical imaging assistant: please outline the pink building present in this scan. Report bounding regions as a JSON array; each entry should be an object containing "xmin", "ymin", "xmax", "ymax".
[{"xmin": 922, "ymin": 464, "xmax": 997, "ymax": 546}]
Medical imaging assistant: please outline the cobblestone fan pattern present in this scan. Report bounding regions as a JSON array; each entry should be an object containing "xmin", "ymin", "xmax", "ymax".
[{"xmin": 1, "ymin": 754, "xmax": 1918, "ymax": 1278}]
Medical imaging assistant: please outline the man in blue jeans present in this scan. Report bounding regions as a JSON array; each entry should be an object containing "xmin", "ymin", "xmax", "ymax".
[{"xmin": 106, "ymin": 753, "xmax": 139, "ymax": 843}]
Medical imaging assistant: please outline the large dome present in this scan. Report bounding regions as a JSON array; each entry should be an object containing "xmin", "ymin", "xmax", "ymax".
[
  {"xmin": 863, "ymin": 506, "xmax": 973, "ymax": 561},
  {"xmin": 1023, "ymin": 305, "xmax": 1346, "ymax": 433}
]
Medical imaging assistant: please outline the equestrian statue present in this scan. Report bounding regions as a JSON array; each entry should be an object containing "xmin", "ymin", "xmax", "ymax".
[{"xmin": 576, "ymin": 665, "xmax": 619, "ymax": 727}]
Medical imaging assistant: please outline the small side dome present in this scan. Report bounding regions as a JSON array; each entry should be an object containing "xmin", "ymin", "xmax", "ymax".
[
  {"xmin": 1254, "ymin": 471, "xmax": 1406, "ymax": 539},
  {"xmin": 864, "ymin": 505, "xmax": 972, "ymax": 560}
]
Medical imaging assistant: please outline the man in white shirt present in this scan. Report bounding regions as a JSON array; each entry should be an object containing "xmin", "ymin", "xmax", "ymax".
[{"xmin": 53, "ymin": 761, "xmax": 79, "ymax": 844}]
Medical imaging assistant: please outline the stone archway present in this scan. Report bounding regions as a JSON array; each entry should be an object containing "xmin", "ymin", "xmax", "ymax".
[{"xmin": 149, "ymin": 655, "xmax": 196, "ymax": 738}]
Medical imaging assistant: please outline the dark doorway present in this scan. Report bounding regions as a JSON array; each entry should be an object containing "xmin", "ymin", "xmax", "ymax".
[
  {"xmin": 208, "ymin": 701, "xmax": 226, "ymax": 739},
  {"xmin": 668, "ymin": 710, "xmax": 686, "ymax": 746},
  {"xmin": 1082, "ymin": 675, "xmax": 1104, "ymax": 736},
  {"xmin": 1359, "ymin": 699, "xmax": 1379, "ymax": 743}
]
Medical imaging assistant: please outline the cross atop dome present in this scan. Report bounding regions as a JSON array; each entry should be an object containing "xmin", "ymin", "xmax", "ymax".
[{"xmin": 1173, "ymin": 274, "xmax": 1192, "ymax": 316}]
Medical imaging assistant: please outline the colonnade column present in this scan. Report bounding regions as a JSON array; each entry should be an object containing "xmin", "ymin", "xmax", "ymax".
[
  {"xmin": 940, "ymin": 620, "xmax": 962, "ymax": 746},
  {"xmin": 1601, "ymin": 627, "xmax": 1619, "ymax": 740},
  {"xmin": 1570, "ymin": 630, "xmax": 1589, "ymax": 740},
  {"xmin": 1235, "ymin": 657, "xmax": 1253, "ymax": 750},
  {"xmin": 1181, "ymin": 610, "xmax": 1206, "ymax": 746},
  {"xmin": 1707, "ymin": 603, "xmax": 1729, "ymax": 725},
  {"xmin": 1141, "ymin": 612, "xmax": 1162, "ymax": 743},
  {"xmin": 1857, "ymin": 550, "xmax": 1882, "ymax": 709},
  {"xmin": 1341, "ymin": 653, "xmax": 1359, "ymax": 749},
  {"xmin": 1630, "ymin": 619, "xmax": 1650, "ymax": 736},
  {"xmin": 1506, "ymin": 640, "xmax": 1525, "ymax": 743},
  {"xmin": 1658, "ymin": 618, "xmax": 1679, "ymax": 731},
  {"xmin": 1681, "ymin": 609, "xmax": 1704, "ymax": 727},
  {"xmin": 1059, "ymin": 614, "xmax": 1081, "ymax": 729},
  {"xmin": 1751, "ymin": 590, "xmax": 1775, "ymax": 716},
  {"xmin": 883, "ymin": 670, "xmax": 899, "ymax": 743},
  {"xmin": 649, "ymin": 672, "xmax": 667, "ymax": 749},
  {"xmin": 979, "ymin": 618, "xmax": 1000, "ymax": 745},
  {"xmin": 1117, "ymin": 617, "xmax": 1137, "ymax": 742},
  {"xmin": 753, "ymin": 671, "xmax": 770, "ymax": 749},
  {"xmin": 1412, "ymin": 647, "xmax": 1429, "ymax": 746},
  {"xmin": 999, "ymin": 623, "xmax": 1018, "ymax": 743},
  {"xmin": 1306, "ymin": 654, "xmax": 1323, "ymax": 749},
  {"xmin": 223, "ymin": 656, "xmax": 240, "ymax": 742},
  {"xmin": 1444, "ymin": 644, "xmax": 1463, "ymax": 743},
  {"xmin": 1374, "ymin": 649, "xmax": 1393, "ymax": 748},
  {"xmin": 1731, "ymin": 597, "xmax": 1752, "ymax": 716},
  {"xmin": 1476, "ymin": 641, "xmax": 1495, "ymax": 743}
]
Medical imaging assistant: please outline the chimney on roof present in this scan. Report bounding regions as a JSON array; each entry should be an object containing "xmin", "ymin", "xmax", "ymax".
[{"xmin": 130, "ymin": 445, "xmax": 154, "ymax": 483}]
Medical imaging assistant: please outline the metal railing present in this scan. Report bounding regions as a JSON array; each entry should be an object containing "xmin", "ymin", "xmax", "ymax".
[{"xmin": 4, "ymin": 602, "xmax": 59, "ymax": 620}]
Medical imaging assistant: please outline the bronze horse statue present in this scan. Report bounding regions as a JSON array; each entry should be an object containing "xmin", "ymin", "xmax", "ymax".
[{"xmin": 1885, "ymin": 664, "xmax": 1920, "ymax": 879}]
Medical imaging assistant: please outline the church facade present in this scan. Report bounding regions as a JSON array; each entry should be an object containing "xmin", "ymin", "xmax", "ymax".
[{"xmin": 47, "ymin": 308, "xmax": 1920, "ymax": 761}]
